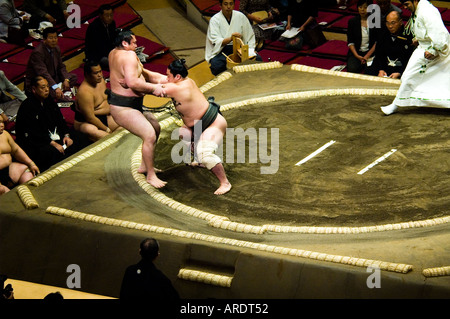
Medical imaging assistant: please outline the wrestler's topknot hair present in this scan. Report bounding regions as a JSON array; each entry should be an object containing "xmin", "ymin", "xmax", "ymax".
[
  {"xmin": 114, "ymin": 30, "xmax": 134, "ymax": 48},
  {"xmin": 168, "ymin": 59, "xmax": 188, "ymax": 78}
]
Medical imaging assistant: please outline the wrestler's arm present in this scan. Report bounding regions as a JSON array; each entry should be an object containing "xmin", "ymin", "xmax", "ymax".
[
  {"xmin": 122, "ymin": 52, "xmax": 164, "ymax": 95},
  {"xmin": 142, "ymin": 69, "xmax": 168, "ymax": 84},
  {"xmin": 7, "ymin": 132, "xmax": 40, "ymax": 175},
  {"xmin": 160, "ymin": 82, "xmax": 178, "ymax": 98},
  {"xmin": 77, "ymin": 89, "xmax": 110, "ymax": 131}
]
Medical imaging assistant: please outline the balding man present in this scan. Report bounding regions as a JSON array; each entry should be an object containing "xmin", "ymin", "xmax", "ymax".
[{"xmin": 367, "ymin": 10, "xmax": 414, "ymax": 79}]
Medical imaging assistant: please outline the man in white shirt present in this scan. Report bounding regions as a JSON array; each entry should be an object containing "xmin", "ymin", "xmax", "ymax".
[{"xmin": 205, "ymin": 0, "xmax": 261, "ymax": 76}]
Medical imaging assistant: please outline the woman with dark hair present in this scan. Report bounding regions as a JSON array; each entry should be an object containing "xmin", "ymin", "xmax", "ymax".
[{"xmin": 346, "ymin": 0, "xmax": 378, "ymax": 73}]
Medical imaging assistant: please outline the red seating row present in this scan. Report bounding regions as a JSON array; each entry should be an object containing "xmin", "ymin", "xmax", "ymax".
[
  {"xmin": 1, "ymin": 1, "xmax": 176, "ymax": 132},
  {"xmin": 188, "ymin": 0, "xmax": 449, "ymax": 72},
  {"xmin": 0, "ymin": 2, "xmax": 144, "ymax": 84}
]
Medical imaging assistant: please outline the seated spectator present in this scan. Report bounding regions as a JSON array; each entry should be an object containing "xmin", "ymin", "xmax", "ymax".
[
  {"xmin": 0, "ymin": 70, "xmax": 27, "ymax": 123},
  {"xmin": 284, "ymin": 0, "xmax": 319, "ymax": 50},
  {"xmin": 346, "ymin": 0, "xmax": 378, "ymax": 73},
  {"xmin": 25, "ymin": 27, "xmax": 77, "ymax": 102},
  {"xmin": 367, "ymin": 10, "xmax": 414, "ymax": 79},
  {"xmin": 269, "ymin": 0, "xmax": 288, "ymax": 21},
  {"xmin": 74, "ymin": 61, "xmax": 119, "ymax": 142},
  {"xmin": 22, "ymin": 0, "xmax": 68, "ymax": 26},
  {"xmin": 206, "ymin": 0, "xmax": 261, "ymax": 76},
  {"xmin": 0, "ymin": 0, "xmax": 31, "ymax": 45},
  {"xmin": 84, "ymin": 4, "xmax": 118, "ymax": 71},
  {"xmin": 15, "ymin": 76, "xmax": 89, "ymax": 172},
  {"xmin": 0, "ymin": 117, "xmax": 40, "ymax": 195},
  {"xmin": 120, "ymin": 238, "xmax": 180, "ymax": 301},
  {"xmin": 239, "ymin": 0, "xmax": 281, "ymax": 50}
]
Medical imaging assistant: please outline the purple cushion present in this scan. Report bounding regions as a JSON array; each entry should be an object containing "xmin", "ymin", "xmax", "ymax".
[
  {"xmin": 56, "ymin": 37, "xmax": 85, "ymax": 58},
  {"xmin": 190, "ymin": 0, "xmax": 218, "ymax": 12},
  {"xmin": 114, "ymin": 3, "xmax": 142, "ymax": 29},
  {"xmin": 61, "ymin": 19, "xmax": 93, "ymax": 40},
  {"xmin": 289, "ymin": 56, "xmax": 347, "ymax": 71},
  {"xmin": 312, "ymin": 40, "xmax": 348, "ymax": 57},
  {"xmin": 135, "ymin": 36, "xmax": 169, "ymax": 61},
  {"xmin": 0, "ymin": 62, "xmax": 26, "ymax": 83},
  {"xmin": 329, "ymin": 15, "xmax": 355, "ymax": 30},
  {"xmin": 258, "ymin": 49, "xmax": 298, "ymax": 63},
  {"xmin": 440, "ymin": 9, "xmax": 450, "ymax": 24},
  {"xmin": 317, "ymin": 11, "xmax": 344, "ymax": 25},
  {"xmin": 0, "ymin": 43, "xmax": 25, "ymax": 60},
  {"xmin": 3, "ymin": 47, "xmax": 32, "ymax": 65}
]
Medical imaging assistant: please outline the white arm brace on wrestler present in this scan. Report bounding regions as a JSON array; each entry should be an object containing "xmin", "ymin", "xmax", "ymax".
[{"xmin": 196, "ymin": 140, "xmax": 221, "ymax": 170}]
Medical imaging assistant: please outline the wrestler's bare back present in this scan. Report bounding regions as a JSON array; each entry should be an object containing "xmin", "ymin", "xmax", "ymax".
[{"xmin": 109, "ymin": 48, "xmax": 146, "ymax": 97}]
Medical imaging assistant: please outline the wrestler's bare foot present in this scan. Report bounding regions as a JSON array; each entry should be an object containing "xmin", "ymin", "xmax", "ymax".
[
  {"xmin": 138, "ymin": 164, "xmax": 162, "ymax": 174},
  {"xmin": 147, "ymin": 174, "xmax": 167, "ymax": 188},
  {"xmin": 214, "ymin": 182, "xmax": 232, "ymax": 195}
]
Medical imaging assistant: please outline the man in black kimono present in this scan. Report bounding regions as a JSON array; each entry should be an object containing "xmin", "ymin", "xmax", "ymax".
[
  {"xmin": 120, "ymin": 238, "xmax": 179, "ymax": 302},
  {"xmin": 367, "ymin": 10, "xmax": 414, "ymax": 79},
  {"xmin": 84, "ymin": 4, "xmax": 117, "ymax": 71},
  {"xmin": 15, "ymin": 76, "xmax": 88, "ymax": 172}
]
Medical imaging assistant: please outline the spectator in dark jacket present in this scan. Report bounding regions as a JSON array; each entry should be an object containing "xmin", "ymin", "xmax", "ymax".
[
  {"xmin": 85, "ymin": 4, "xmax": 117, "ymax": 71},
  {"xmin": 25, "ymin": 27, "xmax": 77, "ymax": 102},
  {"xmin": 15, "ymin": 76, "xmax": 87, "ymax": 172},
  {"xmin": 366, "ymin": 10, "xmax": 414, "ymax": 78},
  {"xmin": 120, "ymin": 238, "xmax": 180, "ymax": 302}
]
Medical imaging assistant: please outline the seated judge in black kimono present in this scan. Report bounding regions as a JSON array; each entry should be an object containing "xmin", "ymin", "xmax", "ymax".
[
  {"xmin": 15, "ymin": 76, "xmax": 89, "ymax": 172},
  {"xmin": 366, "ymin": 10, "xmax": 414, "ymax": 79}
]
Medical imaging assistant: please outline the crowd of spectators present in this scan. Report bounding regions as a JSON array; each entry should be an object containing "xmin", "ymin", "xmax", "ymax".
[{"xmin": 0, "ymin": 3, "xmax": 121, "ymax": 196}]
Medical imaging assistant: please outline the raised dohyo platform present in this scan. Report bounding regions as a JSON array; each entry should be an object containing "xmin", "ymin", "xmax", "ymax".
[{"xmin": 1, "ymin": 63, "xmax": 449, "ymax": 299}]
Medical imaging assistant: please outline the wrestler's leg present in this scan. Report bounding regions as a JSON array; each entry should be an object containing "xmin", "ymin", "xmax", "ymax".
[
  {"xmin": 178, "ymin": 126, "xmax": 197, "ymax": 165},
  {"xmin": 138, "ymin": 111, "xmax": 162, "ymax": 174},
  {"xmin": 75, "ymin": 121, "xmax": 108, "ymax": 142},
  {"xmin": 110, "ymin": 105, "xmax": 166, "ymax": 188},
  {"xmin": 107, "ymin": 115, "xmax": 120, "ymax": 132},
  {"xmin": 9, "ymin": 162, "xmax": 34, "ymax": 184},
  {"xmin": 144, "ymin": 111, "xmax": 161, "ymax": 139},
  {"xmin": 198, "ymin": 115, "xmax": 231, "ymax": 195}
]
